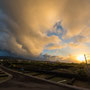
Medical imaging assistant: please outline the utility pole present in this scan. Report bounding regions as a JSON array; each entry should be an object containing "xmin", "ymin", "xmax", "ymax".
[{"xmin": 84, "ymin": 54, "xmax": 89, "ymax": 75}]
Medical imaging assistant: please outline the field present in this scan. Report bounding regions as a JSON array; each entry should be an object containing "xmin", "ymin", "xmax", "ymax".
[
  {"xmin": 0, "ymin": 58, "xmax": 90, "ymax": 89},
  {"xmin": 0, "ymin": 68, "xmax": 9, "ymax": 82}
]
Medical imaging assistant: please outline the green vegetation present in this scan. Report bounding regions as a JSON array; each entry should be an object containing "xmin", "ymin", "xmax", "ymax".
[
  {"xmin": 1, "ymin": 59, "xmax": 89, "ymax": 80},
  {"xmin": 74, "ymin": 80, "xmax": 90, "ymax": 89},
  {"xmin": 0, "ymin": 69, "xmax": 9, "ymax": 82},
  {"xmin": 0, "ymin": 58, "xmax": 90, "ymax": 89},
  {"xmin": 0, "ymin": 77, "xmax": 8, "ymax": 82}
]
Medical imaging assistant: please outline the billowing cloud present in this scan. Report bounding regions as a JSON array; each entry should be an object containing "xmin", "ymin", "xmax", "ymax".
[
  {"xmin": 0, "ymin": 0, "xmax": 90, "ymax": 60},
  {"xmin": 41, "ymin": 54, "xmax": 81, "ymax": 63},
  {"xmin": 46, "ymin": 44, "xmax": 66, "ymax": 50},
  {"xmin": 0, "ymin": 5, "xmax": 60, "ymax": 57}
]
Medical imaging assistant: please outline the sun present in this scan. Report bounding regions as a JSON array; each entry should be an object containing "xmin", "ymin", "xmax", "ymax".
[{"xmin": 77, "ymin": 55, "xmax": 85, "ymax": 62}]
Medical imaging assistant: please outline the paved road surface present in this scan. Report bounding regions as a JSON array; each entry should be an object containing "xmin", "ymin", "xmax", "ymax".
[{"xmin": 0, "ymin": 66, "xmax": 83, "ymax": 90}]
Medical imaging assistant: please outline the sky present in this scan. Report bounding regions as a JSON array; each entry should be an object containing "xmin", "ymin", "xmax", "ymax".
[{"xmin": 0, "ymin": 0, "xmax": 90, "ymax": 63}]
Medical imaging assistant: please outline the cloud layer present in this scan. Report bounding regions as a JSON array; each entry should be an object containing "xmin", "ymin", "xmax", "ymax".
[
  {"xmin": 0, "ymin": 0, "xmax": 60, "ymax": 57},
  {"xmin": 0, "ymin": 0, "xmax": 90, "ymax": 61}
]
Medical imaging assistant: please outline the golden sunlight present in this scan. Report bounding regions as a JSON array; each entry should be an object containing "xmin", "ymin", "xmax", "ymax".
[{"xmin": 77, "ymin": 55, "xmax": 85, "ymax": 62}]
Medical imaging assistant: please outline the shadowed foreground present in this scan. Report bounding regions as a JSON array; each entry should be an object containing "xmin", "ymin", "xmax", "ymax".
[{"xmin": 0, "ymin": 65, "xmax": 85, "ymax": 90}]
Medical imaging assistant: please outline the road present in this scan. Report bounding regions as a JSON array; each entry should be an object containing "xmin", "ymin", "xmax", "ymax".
[{"xmin": 0, "ymin": 66, "xmax": 85, "ymax": 90}]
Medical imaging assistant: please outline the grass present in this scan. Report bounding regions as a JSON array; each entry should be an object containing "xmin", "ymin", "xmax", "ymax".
[
  {"xmin": 36, "ymin": 74, "xmax": 53, "ymax": 79},
  {"xmin": 2, "ymin": 59, "xmax": 89, "ymax": 79},
  {"xmin": 49, "ymin": 77, "xmax": 71, "ymax": 84},
  {"xmin": 0, "ymin": 69, "xmax": 9, "ymax": 82},
  {"xmin": 0, "ymin": 77, "xmax": 8, "ymax": 82},
  {"xmin": 26, "ymin": 72, "xmax": 39, "ymax": 76},
  {"xmin": 74, "ymin": 80, "xmax": 90, "ymax": 89}
]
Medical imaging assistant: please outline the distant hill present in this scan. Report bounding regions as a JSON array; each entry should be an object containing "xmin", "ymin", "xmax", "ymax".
[
  {"xmin": 0, "ymin": 50, "xmax": 33, "ymax": 60},
  {"xmin": 0, "ymin": 50, "xmax": 11, "ymax": 56},
  {"xmin": 0, "ymin": 50, "xmax": 21, "ymax": 59}
]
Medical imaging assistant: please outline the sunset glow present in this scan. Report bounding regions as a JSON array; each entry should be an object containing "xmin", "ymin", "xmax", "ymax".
[
  {"xmin": 0, "ymin": 0, "xmax": 90, "ymax": 63},
  {"xmin": 0, "ymin": 1, "xmax": 90, "ymax": 89},
  {"xmin": 77, "ymin": 55, "xmax": 85, "ymax": 62}
]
